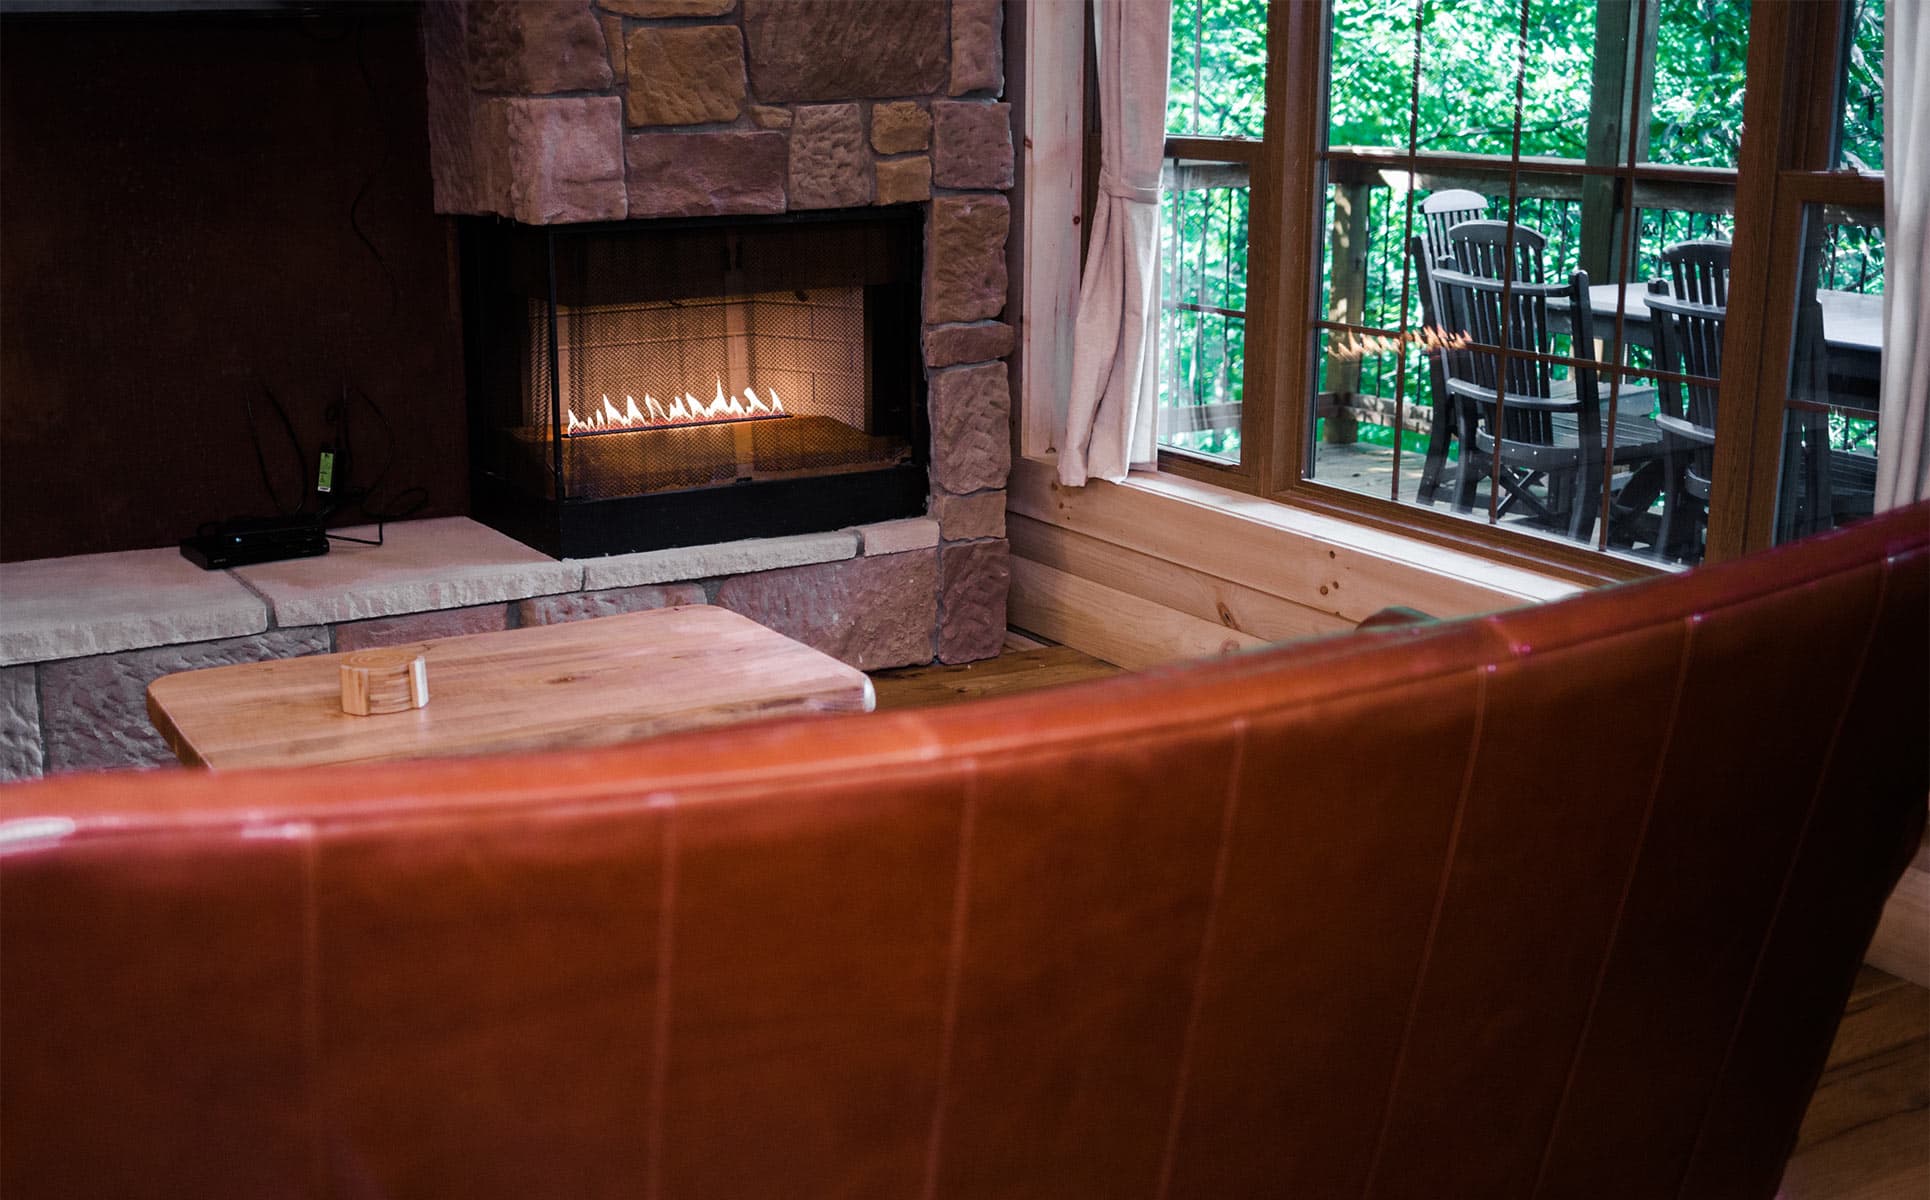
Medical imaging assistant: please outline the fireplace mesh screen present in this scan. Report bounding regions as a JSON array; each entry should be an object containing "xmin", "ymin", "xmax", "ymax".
[
  {"xmin": 532, "ymin": 288, "xmax": 868, "ymax": 430},
  {"xmin": 465, "ymin": 209, "xmax": 926, "ymax": 557},
  {"xmin": 524, "ymin": 286, "xmax": 901, "ymax": 500}
]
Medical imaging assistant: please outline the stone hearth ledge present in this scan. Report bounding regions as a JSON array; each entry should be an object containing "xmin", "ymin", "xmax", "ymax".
[
  {"xmin": 0, "ymin": 517, "xmax": 935, "ymax": 670},
  {"xmin": 580, "ymin": 528, "xmax": 858, "ymax": 590},
  {"xmin": 0, "ymin": 516, "xmax": 956, "ymax": 780},
  {"xmin": 235, "ymin": 517, "xmax": 584, "ymax": 627},
  {"xmin": 0, "ymin": 547, "xmax": 268, "ymax": 667}
]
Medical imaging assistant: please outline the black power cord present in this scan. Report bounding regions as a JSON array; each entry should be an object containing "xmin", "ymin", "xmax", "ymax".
[{"xmin": 317, "ymin": 378, "xmax": 428, "ymax": 548}]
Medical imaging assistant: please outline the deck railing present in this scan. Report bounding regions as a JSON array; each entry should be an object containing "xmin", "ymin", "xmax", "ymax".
[{"xmin": 1157, "ymin": 148, "xmax": 1884, "ymax": 456}]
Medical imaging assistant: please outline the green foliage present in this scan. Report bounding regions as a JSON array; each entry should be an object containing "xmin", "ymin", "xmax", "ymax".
[
  {"xmin": 1167, "ymin": 0, "xmax": 1270, "ymax": 138},
  {"xmin": 1324, "ymin": 0, "xmax": 1754, "ymax": 166},
  {"xmin": 1840, "ymin": 0, "xmax": 1884, "ymax": 169},
  {"xmin": 1159, "ymin": 0, "xmax": 1889, "ymax": 461}
]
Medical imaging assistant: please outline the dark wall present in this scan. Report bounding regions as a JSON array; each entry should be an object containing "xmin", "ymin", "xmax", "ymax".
[{"xmin": 1, "ymin": 6, "xmax": 467, "ymax": 562}]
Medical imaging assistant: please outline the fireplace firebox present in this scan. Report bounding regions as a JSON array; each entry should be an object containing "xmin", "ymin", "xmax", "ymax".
[{"xmin": 461, "ymin": 209, "xmax": 928, "ymax": 559}]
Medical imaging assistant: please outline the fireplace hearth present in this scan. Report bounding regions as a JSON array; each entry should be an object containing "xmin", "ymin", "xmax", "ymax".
[{"xmin": 461, "ymin": 207, "xmax": 928, "ymax": 559}]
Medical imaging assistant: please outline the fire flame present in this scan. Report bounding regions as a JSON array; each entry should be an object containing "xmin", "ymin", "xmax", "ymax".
[
  {"xmin": 564, "ymin": 378, "xmax": 789, "ymax": 435},
  {"xmin": 1325, "ymin": 325, "xmax": 1474, "ymax": 363}
]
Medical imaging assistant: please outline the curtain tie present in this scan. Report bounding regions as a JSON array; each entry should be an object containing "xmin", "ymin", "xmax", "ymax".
[{"xmin": 1098, "ymin": 169, "xmax": 1160, "ymax": 205}]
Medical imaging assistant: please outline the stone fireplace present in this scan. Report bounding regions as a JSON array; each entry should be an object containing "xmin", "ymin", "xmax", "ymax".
[
  {"xmin": 425, "ymin": 0, "xmax": 1014, "ymax": 664},
  {"xmin": 0, "ymin": 0, "xmax": 1020, "ymax": 782}
]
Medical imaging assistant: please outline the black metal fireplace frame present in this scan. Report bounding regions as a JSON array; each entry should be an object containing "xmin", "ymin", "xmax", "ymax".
[{"xmin": 460, "ymin": 207, "xmax": 929, "ymax": 560}]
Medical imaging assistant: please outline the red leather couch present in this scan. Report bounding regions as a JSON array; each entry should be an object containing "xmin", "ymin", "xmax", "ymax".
[{"xmin": 5, "ymin": 503, "xmax": 1926, "ymax": 1199}]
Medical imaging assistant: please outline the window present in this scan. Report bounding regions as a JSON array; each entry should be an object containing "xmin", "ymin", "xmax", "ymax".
[{"xmin": 1153, "ymin": 0, "xmax": 1889, "ymax": 574}]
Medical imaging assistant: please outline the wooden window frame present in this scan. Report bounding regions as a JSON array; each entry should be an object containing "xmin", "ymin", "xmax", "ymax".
[{"xmin": 1139, "ymin": 0, "xmax": 1883, "ymax": 578}]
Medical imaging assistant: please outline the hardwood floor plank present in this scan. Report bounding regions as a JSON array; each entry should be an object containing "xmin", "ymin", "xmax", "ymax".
[
  {"xmin": 870, "ymin": 645, "xmax": 1123, "ymax": 711},
  {"xmin": 1781, "ymin": 1108, "xmax": 1930, "ymax": 1200},
  {"xmin": 1796, "ymin": 1040, "xmax": 1930, "ymax": 1151},
  {"xmin": 1824, "ymin": 975, "xmax": 1930, "ymax": 1068}
]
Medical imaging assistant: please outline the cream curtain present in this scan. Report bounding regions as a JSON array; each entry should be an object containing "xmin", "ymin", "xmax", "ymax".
[
  {"xmin": 1878, "ymin": 0, "xmax": 1930, "ymax": 508},
  {"xmin": 1058, "ymin": 0, "xmax": 1172, "ymax": 486}
]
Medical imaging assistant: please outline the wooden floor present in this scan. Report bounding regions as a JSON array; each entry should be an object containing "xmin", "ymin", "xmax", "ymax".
[
  {"xmin": 869, "ymin": 632, "xmax": 1124, "ymax": 711},
  {"xmin": 1784, "ymin": 966, "xmax": 1930, "ymax": 1199},
  {"xmin": 870, "ymin": 635, "xmax": 1930, "ymax": 1197}
]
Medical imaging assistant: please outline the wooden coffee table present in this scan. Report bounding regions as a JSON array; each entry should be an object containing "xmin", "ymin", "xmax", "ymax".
[{"xmin": 146, "ymin": 605, "xmax": 875, "ymax": 769}]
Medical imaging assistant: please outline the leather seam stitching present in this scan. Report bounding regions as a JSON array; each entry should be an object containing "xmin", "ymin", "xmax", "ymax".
[
  {"xmin": 1671, "ymin": 559, "xmax": 1890, "ymax": 1196},
  {"xmin": 1529, "ymin": 617, "xmax": 1698, "ymax": 1195},
  {"xmin": 1359, "ymin": 664, "xmax": 1489, "ymax": 1197},
  {"xmin": 1155, "ymin": 719, "xmax": 1249, "ymax": 1200}
]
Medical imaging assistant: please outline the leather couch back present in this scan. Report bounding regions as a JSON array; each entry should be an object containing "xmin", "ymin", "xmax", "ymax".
[{"xmin": 5, "ymin": 504, "xmax": 1926, "ymax": 1199}]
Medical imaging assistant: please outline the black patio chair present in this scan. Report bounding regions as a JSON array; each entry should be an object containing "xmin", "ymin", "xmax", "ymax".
[
  {"xmin": 1646, "ymin": 282, "xmax": 1723, "ymax": 562},
  {"xmin": 1662, "ymin": 238, "xmax": 1732, "ymax": 307},
  {"xmin": 1446, "ymin": 219, "xmax": 1547, "ymax": 284},
  {"xmin": 1433, "ymin": 263, "xmax": 1669, "ymax": 543},
  {"xmin": 1413, "ymin": 190, "xmax": 1487, "ymax": 506}
]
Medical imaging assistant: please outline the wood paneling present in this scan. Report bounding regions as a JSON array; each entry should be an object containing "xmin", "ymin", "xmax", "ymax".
[
  {"xmin": 0, "ymin": 10, "xmax": 467, "ymax": 561},
  {"xmin": 1008, "ymin": 513, "xmax": 1348, "ymax": 643},
  {"xmin": 1007, "ymin": 557, "xmax": 1262, "ymax": 671},
  {"xmin": 1014, "ymin": 0, "xmax": 1084, "ymax": 459}
]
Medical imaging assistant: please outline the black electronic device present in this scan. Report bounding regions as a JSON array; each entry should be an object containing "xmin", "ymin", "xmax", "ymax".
[{"xmin": 179, "ymin": 514, "xmax": 330, "ymax": 570}]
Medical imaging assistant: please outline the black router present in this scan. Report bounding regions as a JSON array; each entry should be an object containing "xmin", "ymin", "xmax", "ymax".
[{"xmin": 180, "ymin": 514, "xmax": 329, "ymax": 570}]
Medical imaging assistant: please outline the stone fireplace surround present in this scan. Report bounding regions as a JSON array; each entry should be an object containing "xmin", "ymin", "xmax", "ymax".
[
  {"xmin": 0, "ymin": 0, "xmax": 1018, "ymax": 779},
  {"xmin": 425, "ymin": 0, "xmax": 1016, "ymax": 652}
]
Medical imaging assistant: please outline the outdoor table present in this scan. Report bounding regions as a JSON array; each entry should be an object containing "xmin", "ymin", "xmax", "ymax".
[{"xmin": 1554, "ymin": 284, "xmax": 1883, "ymax": 410}]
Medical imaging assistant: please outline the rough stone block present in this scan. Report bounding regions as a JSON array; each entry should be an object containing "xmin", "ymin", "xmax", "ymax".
[
  {"xmin": 870, "ymin": 101, "xmax": 931, "ymax": 153},
  {"xmin": 626, "ymin": 131, "xmax": 788, "ymax": 217},
  {"xmin": 938, "ymin": 539, "xmax": 1010, "ymax": 664},
  {"xmin": 717, "ymin": 551, "xmax": 936, "ymax": 671},
  {"xmin": 923, "ymin": 319, "xmax": 1014, "ymax": 368},
  {"xmin": 603, "ymin": 0, "xmax": 734, "ymax": 14},
  {"xmin": 333, "ymin": 604, "xmax": 510, "ymax": 652},
  {"xmin": 932, "ymin": 100, "xmax": 1014, "ymax": 190},
  {"xmin": 580, "ymin": 530, "xmax": 858, "ymax": 589},
  {"xmin": 517, "ymin": 583, "xmax": 707, "ymax": 626},
  {"xmin": 424, "ymin": 0, "xmax": 480, "ymax": 214},
  {"xmin": 744, "ymin": 0, "xmax": 947, "ymax": 101},
  {"xmin": 928, "ymin": 361, "xmax": 1011, "ymax": 494},
  {"xmin": 477, "ymin": 96, "xmax": 628, "ymax": 224},
  {"xmin": 855, "ymin": 518, "xmax": 939, "ymax": 556},
  {"xmin": 789, "ymin": 103, "xmax": 869, "ymax": 209},
  {"xmin": 949, "ymin": 0, "xmax": 1004, "ymax": 96},
  {"xmin": 875, "ymin": 155, "xmax": 931, "ymax": 205},
  {"xmin": 926, "ymin": 193, "xmax": 1010, "ymax": 324},
  {"xmin": 468, "ymin": 0, "xmax": 612, "ymax": 94},
  {"xmin": 41, "ymin": 628, "xmax": 330, "ymax": 773},
  {"xmin": 929, "ymin": 490, "xmax": 1007, "ymax": 542},
  {"xmin": 625, "ymin": 25, "xmax": 745, "ymax": 127},
  {"xmin": 750, "ymin": 104, "xmax": 793, "ymax": 130},
  {"xmin": 601, "ymin": 13, "xmax": 626, "ymax": 84},
  {"xmin": 0, "ymin": 665, "xmax": 42, "ymax": 782}
]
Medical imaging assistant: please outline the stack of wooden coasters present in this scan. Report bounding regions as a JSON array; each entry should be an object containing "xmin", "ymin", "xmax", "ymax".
[{"xmin": 339, "ymin": 647, "xmax": 430, "ymax": 716}]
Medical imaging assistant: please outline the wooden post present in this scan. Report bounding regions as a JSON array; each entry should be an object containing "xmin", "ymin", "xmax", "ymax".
[
  {"xmin": 1323, "ymin": 177, "xmax": 1371, "ymax": 444},
  {"xmin": 1579, "ymin": 0, "xmax": 1658, "ymax": 282}
]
